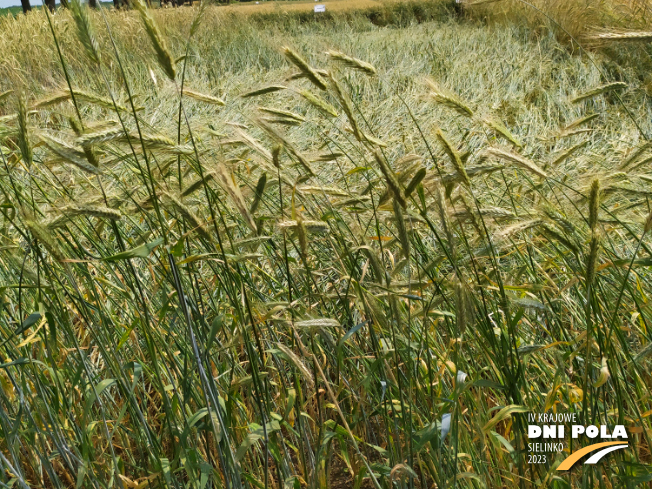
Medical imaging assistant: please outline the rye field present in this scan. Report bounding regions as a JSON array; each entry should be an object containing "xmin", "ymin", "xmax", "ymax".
[{"xmin": 1, "ymin": 0, "xmax": 652, "ymax": 488}]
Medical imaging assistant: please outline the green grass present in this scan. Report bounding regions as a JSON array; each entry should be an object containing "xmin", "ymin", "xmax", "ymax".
[{"xmin": 0, "ymin": 1, "xmax": 651, "ymax": 488}]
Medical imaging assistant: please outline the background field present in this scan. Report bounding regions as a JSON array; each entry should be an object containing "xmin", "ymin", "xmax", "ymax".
[{"xmin": 1, "ymin": 1, "xmax": 652, "ymax": 488}]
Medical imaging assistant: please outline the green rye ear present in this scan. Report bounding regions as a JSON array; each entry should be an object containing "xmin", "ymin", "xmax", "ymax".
[
  {"xmin": 133, "ymin": 0, "xmax": 176, "ymax": 81},
  {"xmin": 70, "ymin": 0, "xmax": 101, "ymax": 65}
]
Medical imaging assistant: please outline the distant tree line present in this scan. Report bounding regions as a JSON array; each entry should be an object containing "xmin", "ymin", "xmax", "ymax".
[{"xmin": 19, "ymin": 0, "xmax": 230, "ymax": 15}]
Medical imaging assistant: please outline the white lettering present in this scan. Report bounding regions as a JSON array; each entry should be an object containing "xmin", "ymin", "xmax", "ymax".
[
  {"xmin": 528, "ymin": 425, "xmax": 542, "ymax": 438},
  {"xmin": 600, "ymin": 425, "xmax": 612, "ymax": 438},
  {"xmin": 543, "ymin": 425, "xmax": 557, "ymax": 438},
  {"xmin": 586, "ymin": 425, "xmax": 599, "ymax": 438},
  {"xmin": 612, "ymin": 425, "xmax": 628, "ymax": 438},
  {"xmin": 572, "ymin": 425, "xmax": 584, "ymax": 438}
]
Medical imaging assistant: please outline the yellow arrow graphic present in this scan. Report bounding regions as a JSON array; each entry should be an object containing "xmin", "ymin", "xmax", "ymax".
[{"xmin": 557, "ymin": 442, "xmax": 628, "ymax": 471}]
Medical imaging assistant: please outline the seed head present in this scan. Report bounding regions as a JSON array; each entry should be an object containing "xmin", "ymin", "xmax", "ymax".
[
  {"xmin": 283, "ymin": 47, "xmax": 327, "ymax": 91},
  {"xmin": 326, "ymin": 50, "xmax": 376, "ymax": 75},
  {"xmin": 70, "ymin": 0, "xmax": 101, "ymax": 65},
  {"xmin": 299, "ymin": 90, "xmax": 338, "ymax": 117},
  {"xmin": 17, "ymin": 97, "xmax": 32, "ymax": 166},
  {"xmin": 437, "ymin": 129, "xmax": 470, "ymax": 187},
  {"xmin": 588, "ymin": 179, "xmax": 600, "ymax": 231},
  {"xmin": 133, "ymin": 0, "xmax": 176, "ymax": 81}
]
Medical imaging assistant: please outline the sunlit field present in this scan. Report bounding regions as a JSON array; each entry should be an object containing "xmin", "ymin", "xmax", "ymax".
[{"xmin": 1, "ymin": 0, "xmax": 652, "ymax": 488}]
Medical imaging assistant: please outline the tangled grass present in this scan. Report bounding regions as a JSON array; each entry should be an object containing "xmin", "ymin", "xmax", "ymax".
[{"xmin": 1, "ymin": 1, "xmax": 652, "ymax": 488}]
